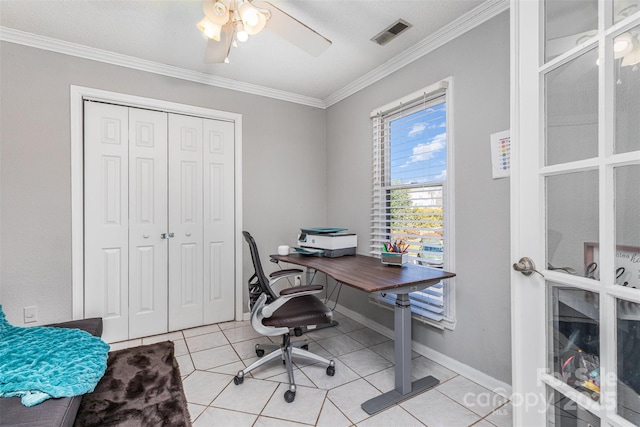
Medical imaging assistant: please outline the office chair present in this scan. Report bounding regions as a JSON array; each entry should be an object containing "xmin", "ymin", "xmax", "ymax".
[{"xmin": 236, "ymin": 231, "xmax": 335, "ymax": 403}]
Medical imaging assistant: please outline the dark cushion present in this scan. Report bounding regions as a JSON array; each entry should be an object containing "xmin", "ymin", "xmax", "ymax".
[
  {"xmin": 0, "ymin": 318, "xmax": 103, "ymax": 427},
  {"xmin": 263, "ymin": 295, "xmax": 332, "ymax": 328}
]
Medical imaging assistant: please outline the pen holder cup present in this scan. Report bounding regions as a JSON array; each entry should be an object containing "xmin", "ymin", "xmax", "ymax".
[{"xmin": 381, "ymin": 252, "xmax": 408, "ymax": 266}]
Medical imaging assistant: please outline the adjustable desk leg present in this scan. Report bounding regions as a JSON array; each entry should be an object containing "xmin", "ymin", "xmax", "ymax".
[
  {"xmin": 395, "ymin": 293, "xmax": 413, "ymax": 394},
  {"xmin": 361, "ymin": 292, "xmax": 439, "ymax": 415}
]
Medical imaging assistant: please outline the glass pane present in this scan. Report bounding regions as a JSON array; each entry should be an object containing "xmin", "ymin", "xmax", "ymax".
[
  {"xmin": 548, "ymin": 286, "xmax": 600, "ymax": 401},
  {"xmin": 615, "ymin": 165, "xmax": 640, "ymax": 288},
  {"xmin": 615, "ymin": 26, "xmax": 640, "ymax": 154},
  {"xmin": 546, "ymin": 171, "xmax": 599, "ymax": 278},
  {"xmin": 617, "ymin": 298, "xmax": 640, "ymax": 424},
  {"xmin": 547, "ymin": 386, "xmax": 601, "ymax": 426},
  {"xmin": 388, "ymin": 186, "xmax": 444, "ymax": 267},
  {"xmin": 388, "ymin": 101, "xmax": 446, "ymax": 184},
  {"xmin": 545, "ymin": 50, "xmax": 599, "ymax": 166},
  {"xmin": 545, "ymin": 0, "xmax": 598, "ymax": 62},
  {"xmin": 614, "ymin": 0, "xmax": 640, "ymax": 25}
]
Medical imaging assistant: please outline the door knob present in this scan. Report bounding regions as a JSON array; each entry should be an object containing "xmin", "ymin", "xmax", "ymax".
[
  {"xmin": 513, "ymin": 257, "xmax": 544, "ymax": 277},
  {"xmin": 143, "ymin": 234, "xmax": 149, "ymax": 239}
]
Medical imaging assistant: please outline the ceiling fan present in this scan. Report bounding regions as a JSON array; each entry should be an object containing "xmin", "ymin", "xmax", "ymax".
[
  {"xmin": 545, "ymin": 0, "xmax": 640, "ymax": 68},
  {"xmin": 196, "ymin": 0, "xmax": 332, "ymax": 64}
]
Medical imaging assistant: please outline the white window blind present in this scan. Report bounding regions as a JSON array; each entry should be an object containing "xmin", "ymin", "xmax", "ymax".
[{"xmin": 369, "ymin": 80, "xmax": 454, "ymax": 328}]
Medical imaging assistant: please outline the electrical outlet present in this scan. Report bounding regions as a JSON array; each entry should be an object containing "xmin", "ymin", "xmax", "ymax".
[
  {"xmin": 23, "ymin": 306, "xmax": 37, "ymax": 324},
  {"xmin": 295, "ymin": 275, "xmax": 301, "ymax": 286}
]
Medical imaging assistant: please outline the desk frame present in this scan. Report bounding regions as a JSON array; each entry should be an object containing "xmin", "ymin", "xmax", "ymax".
[{"xmin": 270, "ymin": 254, "xmax": 455, "ymax": 414}]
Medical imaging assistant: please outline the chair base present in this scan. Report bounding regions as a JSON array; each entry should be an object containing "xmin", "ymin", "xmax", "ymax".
[
  {"xmin": 255, "ymin": 338, "xmax": 308, "ymax": 357},
  {"xmin": 234, "ymin": 334, "xmax": 335, "ymax": 403}
]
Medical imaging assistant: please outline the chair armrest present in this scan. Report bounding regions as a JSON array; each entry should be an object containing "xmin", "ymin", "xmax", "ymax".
[
  {"xmin": 269, "ymin": 269, "xmax": 303, "ymax": 280},
  {"xmin": 262, "ymin": 285, "xmax": 324, "ymax": 318},
  {"xmin": 279, "ymin": 284, "xmax": 323, "ymax": 296},
  {"xmin": 268, "ymin": 268, "xmax": 304, "ymax": 290}
]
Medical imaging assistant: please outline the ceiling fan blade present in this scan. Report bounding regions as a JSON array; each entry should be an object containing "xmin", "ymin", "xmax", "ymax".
[
  {"xmin": 545, "ymin": 30, "xmax": 597, "ymax": 59},
  {"xmin": 254, "ymin": 1, "xmax": 331, "ymax": 57},
  {"xmin": 204, "ymin": 25, "xmax": 233, "ymax": 63}
]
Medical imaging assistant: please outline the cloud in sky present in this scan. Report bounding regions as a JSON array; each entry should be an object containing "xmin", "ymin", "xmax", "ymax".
[
  {"xmin": 407, "ymin": 121, "xmax": 444, "ymax": 137},
  {"xmin": 404, "ymin": 132, "xmax": 446, "ymax": 165},
  {"xmin": 408, "ymin": 123, "xmax": 427, "ymax": 136}
]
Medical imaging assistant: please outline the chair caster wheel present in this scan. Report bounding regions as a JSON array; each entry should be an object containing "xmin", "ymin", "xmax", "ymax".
[
  {"xmin": 284, "ymin": 390, "xmax": 296, "ymax": 403},
  {"xmin": 233, "ymin": 375, "xmax": 244, "ymax": 385},
  {"xmin": 256, "ymin": 348, "xmax": 265, "ymax": 357},
  {"xmin": 326, "ymin": 365, "xmax": 335, "ymax": 376},
  {"xmin": 301, "ymin": 344, "xmax": 309, "ymax": 351}
]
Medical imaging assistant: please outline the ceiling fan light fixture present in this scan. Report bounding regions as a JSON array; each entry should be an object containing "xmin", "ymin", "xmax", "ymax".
[
  {"xmin": 621, "ymin": 34, "xmax": 640, "ymax": 67},
  {"xmin": 197, "ymin": 17, "xmax": 222, "ymax": 41},
  {"xmin": 239, "ymin": 2, "xmax": 268, "ymax": 35},
  {"xmin": 614, "ymin": 32, "xmax": 633, "ymax": 57},
  {"xmin": 200, "ymin": 0, "xmax": 330, "ymax": 63},
  {"xmin": 203, "ymin": 0, "xmax": 230, "ymax": 25},
  {"xmin": 239, "ymin": 2, "xmax": 259, "ymax": 26},
  {"xmin": 235, "ymin": 21, "xmax": 249, "ymax": 42}
]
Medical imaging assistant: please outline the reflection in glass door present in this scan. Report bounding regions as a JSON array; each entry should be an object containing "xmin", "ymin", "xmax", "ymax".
[{"xmin": 539, "ymin": 1, "xmax": 640, "ymax": 425}]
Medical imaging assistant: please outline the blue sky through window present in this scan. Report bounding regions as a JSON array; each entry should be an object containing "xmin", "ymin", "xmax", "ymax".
[{"xmin": 389, "ymin": 101, "xmax": 447, "ymax": 185}]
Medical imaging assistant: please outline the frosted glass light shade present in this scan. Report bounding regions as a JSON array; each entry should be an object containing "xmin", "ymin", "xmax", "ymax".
[
  {"xmin": 203, "ymin": 0, "xmax": 230, "ymax": 26},
  {"xmin": 238, "ymin": 2, "xmax": 267, "ymax": 35}
]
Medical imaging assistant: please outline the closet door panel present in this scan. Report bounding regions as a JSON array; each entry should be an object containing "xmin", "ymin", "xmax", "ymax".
[
  {"xmin": 168, "ymin": 114, "xmax": 204, "ymax": 331},
  {"xmin": 203, "ymin": 119, "xmax": 235, "ymax": 324},
  {"xmin": 84, "ymin": 101, "xmax": 129, "ymax": 343},
  {"xmin": 128, "ymin": 108, "xmax": 168, "ymax": 339}
]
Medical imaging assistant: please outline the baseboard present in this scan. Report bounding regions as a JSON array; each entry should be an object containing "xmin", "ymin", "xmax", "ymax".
[{"xmin": 334, "ymin": 303, "xmax": 512, "ymax": 399}]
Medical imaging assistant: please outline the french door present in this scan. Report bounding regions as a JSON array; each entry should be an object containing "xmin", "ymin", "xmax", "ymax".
[
  {"xmin": 84, "ymin": 101, "xmax": 235, "ymax": 343},
  {"xmin": 512, "ymin": 0, "xmax": 640, "ymax": 425}
]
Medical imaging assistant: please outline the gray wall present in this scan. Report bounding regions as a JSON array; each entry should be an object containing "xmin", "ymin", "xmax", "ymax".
[
  {"xmin": 325, "ymin": 12, "xmax": 512, "ymax": 384},
  {"xmin": 0, "ymin": 42, "xmax": 326, "ymax": 325},
  {"xmin": 1, "ymin": 12, "xmax": 512, "ymax": 385}
]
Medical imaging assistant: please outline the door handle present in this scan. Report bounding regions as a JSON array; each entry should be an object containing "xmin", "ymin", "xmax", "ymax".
[
  {"xmin": 161, "ymin": 232, "xmax": 175, "ymax": 240},
  {"xmin": 513, "ymin": 257, "xmax": 545, "ymax": 277}
]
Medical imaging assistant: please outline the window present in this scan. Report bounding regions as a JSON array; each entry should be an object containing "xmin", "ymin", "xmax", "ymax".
[{"xmin": 369, "ymin": 78, "xmax": 455, "ymax": 329}]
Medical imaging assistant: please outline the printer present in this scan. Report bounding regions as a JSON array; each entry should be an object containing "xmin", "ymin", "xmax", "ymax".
[{"xmin": 297, "ymin": 227, "xmax": 357, "ymax": 257}]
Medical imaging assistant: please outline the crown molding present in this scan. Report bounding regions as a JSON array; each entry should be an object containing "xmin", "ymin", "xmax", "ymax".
[
  {"xmin": 323, "ymin": 0, "xmax": 510, "ymax": 107},
  {"xmin": 0, "ymin": 0, "xmax": 508, "ymax": 110},
  {"xmin": 0, "ymin": 26, "xmax": 326, "ymax": 109}
]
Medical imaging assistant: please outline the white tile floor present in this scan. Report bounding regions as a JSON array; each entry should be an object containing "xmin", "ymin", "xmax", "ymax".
[{"xmin": 109, "ymin": 310, "xmax": 513, "ymax": 427}]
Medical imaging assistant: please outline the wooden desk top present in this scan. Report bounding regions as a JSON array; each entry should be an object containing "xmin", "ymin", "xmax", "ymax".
[{"xmin": 270, "ymin": 254, "xmax": 455, "ymax": 293}]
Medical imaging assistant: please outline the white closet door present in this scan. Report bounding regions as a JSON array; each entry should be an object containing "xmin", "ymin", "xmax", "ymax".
[
  {"xmin": 84, "ymin": 101, "xmax": 130, "ymax": 343},
  {"xmin": 203, "ymin": 119, "xmax": 235, "ymax": 324},
  {"xmin": 168, "ymin": 113, "xmax": 204, "ymax": 331},
  {"xmin": 128, "ymin": 108, "xmax": 169, "ymax": 339}
]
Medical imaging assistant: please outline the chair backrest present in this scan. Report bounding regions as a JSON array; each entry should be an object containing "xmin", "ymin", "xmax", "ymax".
[{"xmin": 242, "ymin": 231, "xmax": 279, "ymax": 304}]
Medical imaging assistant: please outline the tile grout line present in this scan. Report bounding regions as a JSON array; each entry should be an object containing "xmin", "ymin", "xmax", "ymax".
[{"xmin": 148, "ymin": 312, "xmax": 511, "ymax": 427}]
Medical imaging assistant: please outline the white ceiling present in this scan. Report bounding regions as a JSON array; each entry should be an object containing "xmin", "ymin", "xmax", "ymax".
[{"xmin": 0, "ymin": 0, "xmax": 505, "ymax": 106}]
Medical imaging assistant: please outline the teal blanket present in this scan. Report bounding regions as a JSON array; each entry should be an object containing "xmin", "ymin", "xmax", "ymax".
[{"xmin": 0, "ymin": 305, "xmax": 109, "ymax": 406}]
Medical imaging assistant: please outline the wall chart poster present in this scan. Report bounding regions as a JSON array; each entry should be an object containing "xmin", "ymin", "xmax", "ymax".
[{"xmin": 490, "ymin": 130, "xmax": 511, "ymax": 179}]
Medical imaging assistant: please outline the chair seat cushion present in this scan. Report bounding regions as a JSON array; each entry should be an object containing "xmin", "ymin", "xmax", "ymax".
[{"xmin": 263, "ymin": 295, "xmax": 332, "ymax": 328}]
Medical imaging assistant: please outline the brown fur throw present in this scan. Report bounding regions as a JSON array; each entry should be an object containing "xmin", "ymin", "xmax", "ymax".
[{"xmin": 74, "ymin": 341, "xmax": 191, "ymax": 427}]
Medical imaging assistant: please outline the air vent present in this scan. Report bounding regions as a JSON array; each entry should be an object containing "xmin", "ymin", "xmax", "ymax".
[{"xmin": 371, "ymin": 19, "xmax": 412, "ymax": 46}]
